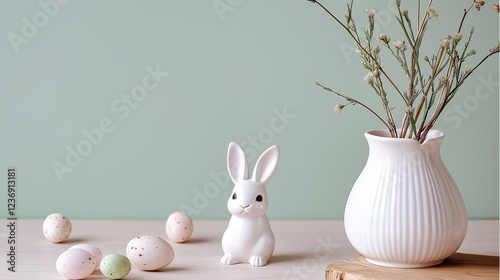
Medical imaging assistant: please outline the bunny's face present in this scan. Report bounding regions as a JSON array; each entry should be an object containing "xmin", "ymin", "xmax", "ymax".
[
  {"xmin": 227, "ymin": 181, "xmax": 268, "ymax": 217},
  {"xmin": 226, "ymin": 142, "xmax": 279, "ymax": 218}
]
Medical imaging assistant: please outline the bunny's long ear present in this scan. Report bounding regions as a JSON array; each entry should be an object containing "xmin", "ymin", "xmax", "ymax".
[
  {"xmin": 252, "ymin": 145, "xmax": 279, "ymax": 185},
  {"xmin": 227, "ymin": 142, "xmax": 249, "ymax": 183}
]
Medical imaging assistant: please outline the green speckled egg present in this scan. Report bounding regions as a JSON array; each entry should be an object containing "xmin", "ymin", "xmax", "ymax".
[{"xmin": 100, "ymin": 254, "xmax": 131, "ymax": 279}]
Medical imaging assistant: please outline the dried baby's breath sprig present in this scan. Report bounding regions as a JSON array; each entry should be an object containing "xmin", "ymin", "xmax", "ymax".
[
  {"xmin": 363, "ymin": 71, "xmax": 375, "ymax": 84},
  {"xmin": 377, "ymin": 34, "xmax": 391, "ymax": 44},
  {"xmin": 466, "ymin": 49, "xmax": 476, "ymax": 57},
  {"xmin": 490, "ymin": 42, "xmax": 500, "ymax": 53},
  {"xmin": 393, "ymin": 40, "xmax": 407, "ymax": 51},
  {"xmin": 334, "ymin": 103, "xmax": 345, "ymax": 114},
  {"xmin": 426, "ymin": 6, "xmax": 439, "ymax": 20},
  {"xmin": 440, "ymin": 36, "xmax": 451, "ymax": 48},
  {"xmin": 473, "ymin": 0, "xmax": 485, "ymax": 11},
  {"xmin": 493, "ymin": 4, "xmax": 500, "ymax": 13},
  {"xmin": 364, "ymin": 9, "xmax": 379, "ymax": 17}
]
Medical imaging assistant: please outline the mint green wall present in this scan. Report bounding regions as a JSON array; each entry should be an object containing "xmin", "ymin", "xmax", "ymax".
[{"xmin": 0, "ymin": 0, "xmax": 498, "ymax": 220}]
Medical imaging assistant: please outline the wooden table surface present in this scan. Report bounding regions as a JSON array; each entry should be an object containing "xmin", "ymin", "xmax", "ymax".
[{"xmin": 1, "ymin": 219, "xmax": 498, "ymax": 279}]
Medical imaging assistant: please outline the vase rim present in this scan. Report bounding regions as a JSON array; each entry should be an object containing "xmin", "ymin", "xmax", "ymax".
[{"xmin": 365, "ymin": 129, "xmax": 445, "ymax": 143}]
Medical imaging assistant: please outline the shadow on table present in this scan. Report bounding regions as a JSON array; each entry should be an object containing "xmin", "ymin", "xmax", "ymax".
[
  {"xmin": 62, "ymin": 237, "xmax": 89, "ymax": 244},
  {"xmin": 158, "ymin": 266, "xmax": 190, "ymax": 273},
  {"xmin": 183, "ymin": 237, "xmax": 211, "ymax": 244},
  {"xmin": 270, "ymin": 254, "xmax": 309, "ymax": 264}
]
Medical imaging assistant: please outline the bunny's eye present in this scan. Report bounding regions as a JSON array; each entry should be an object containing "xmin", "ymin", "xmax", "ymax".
[
  {"xmin": 232, "ymin": 193, "xmax": 237, "ymax": 200},
  {"xmin": 256, "ymin": 195, "xmax": 263, "ymax": 202}
]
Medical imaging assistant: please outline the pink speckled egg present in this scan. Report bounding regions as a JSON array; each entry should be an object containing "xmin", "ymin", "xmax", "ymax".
[
  {"xmin": 56, "ymin": 248, "xmax": 96, "ymax": 279},
  {"xmin": 126, "ymin": 236, "xmax": 174, "ymax": 271},
  {"xmin": 69, "ymin": 244, "xmax": 102, "ymax": 269},
  {"xmin": 43, "ymin": 213, "xmax": 72, "ymax": 243},
  {"xmin": 166, "ymin": 211, "xmax": 193, "ymax": 243}
]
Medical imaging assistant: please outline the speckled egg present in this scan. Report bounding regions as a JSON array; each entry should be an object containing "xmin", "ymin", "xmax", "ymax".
[
  {"xmin": 56, "ymin": 248, "xmax": 96, "ymax": 279},
  {"xmin": 43, "ymin": 213, "xmax": 72, "ymax": 243},
  {"xmin": 100, "ymin": 254, "xmax": 131, "ymax": 279},
  {"xmin": 69, "ymin": 244, "xmax": 103, "ymax": 269},
  {"xmin": 166, "ymin": 211, "xmax": 193, "ymax": 243},
  {"xmin": 126, "ymin": 236, "xmax": 175, "ymax": 271}
]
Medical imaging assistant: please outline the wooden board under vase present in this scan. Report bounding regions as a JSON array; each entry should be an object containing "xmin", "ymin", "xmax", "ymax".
[{"xmin": 326, "ymin": 253, "xmax": 499, "ymax": 280}]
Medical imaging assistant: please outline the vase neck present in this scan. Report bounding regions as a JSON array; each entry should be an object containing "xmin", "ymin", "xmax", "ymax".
[{"xmin": 364, "ymin": 129, "xmax": 444, "ymax": 157}]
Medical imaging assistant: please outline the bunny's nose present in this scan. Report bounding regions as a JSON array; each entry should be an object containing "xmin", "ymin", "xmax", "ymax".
[{"xmin": 240, "ymin": 204, "xmax": 250, "ymax": 209}]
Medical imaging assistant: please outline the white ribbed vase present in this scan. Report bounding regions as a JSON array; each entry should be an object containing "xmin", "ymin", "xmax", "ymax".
[{"xmin": 344, "ymin": 129, "xmax": 467, "ymax": 268}]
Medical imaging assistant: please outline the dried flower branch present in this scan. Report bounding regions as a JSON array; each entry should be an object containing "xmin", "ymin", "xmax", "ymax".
[
  {"xmin": 308, "ymin": 0, "xmax": 499, "ymax": 142},
  {"xmin": 315, "ymin": 82, "xmax": 392, "ymax": 130}
]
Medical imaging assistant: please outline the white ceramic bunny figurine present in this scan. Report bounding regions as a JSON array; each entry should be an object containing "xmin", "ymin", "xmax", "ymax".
[{"xmin": 220, "ymin": 142, "xmax": 280, "ymax": 267}]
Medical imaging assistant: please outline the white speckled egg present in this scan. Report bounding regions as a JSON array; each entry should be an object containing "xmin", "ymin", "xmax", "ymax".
[
  {"xmin": 126, "ymin": 236, "xmax": 175, "ymax": 271},
  {"xmin": 100, "ymin": 254, "xmax": 131, "ymax": 279},
  {"xmin": 69, "ymin": 244, "xmax": 102, "ymax": 269},
  {"xmin": 43, "ymin": 213, "xmax": 72, "ymax": 243},
  {"xmin": 56, "ymin": 248, "xmax": 96, "ymax": 279},
  {"xmin": 166, "ymin": 211, "xmax": 193, "ymax": 243}
]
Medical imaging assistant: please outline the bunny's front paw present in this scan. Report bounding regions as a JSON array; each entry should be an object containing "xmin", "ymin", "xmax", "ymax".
[
  {"xmin": 250, "ymin": 256, "xmax": 268, "ymax": 267},
  {"xmin": 220, "ymin": 254, "xmax": 239, "ymax": 265}
]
